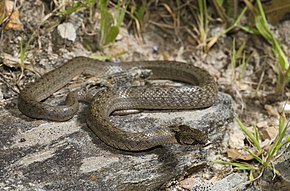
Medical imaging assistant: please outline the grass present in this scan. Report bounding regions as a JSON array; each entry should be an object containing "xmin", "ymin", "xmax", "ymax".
[
  {"xmin": 5, "ymin": 0, "xmax": 290, "ymax": 183},
  {"xmin": 13, "ymin": 0, "xmax": 290, "ymax": 102},
  {"xmin": 98, "ymin": 0, "xmax": 126, "ymax": 47},
  {"xmin": 203, "ymin": 0, "xmax": 290, "ymax": 183},
  {"xmin": 19, "ymin": 35, "xmax": 33, "ymax": 79},
  {"xmin": 210, "ymin": 0, "xmax": 289, "ymax": 95},
  {"xmin": 230, "ymin": 38, "xmax": 250, "ymax": 82},
  {"xmin": 59, "ymin": 0, "xmax": 126, "ymax": 48},
  {"xmin": 241, "ymin": 0, "xmax": 290, "ymax": 95},
  {"xmin": 207, "ymin": 5, "xmax": 247, "ymax": 49},
  {"xmin": 214, "ymin": 115, "xmax": 290, "ymax": 182},
  {"xmin": 128, "ymin": 1, "xmax": 148, "ymax": 39},
  {"xmin": 197, "ymin": 0, "xmax": 209, "ymax": 51},
  {"xmin": 59, "ymin": 0, "xmax": 97, "ymax": 19}
]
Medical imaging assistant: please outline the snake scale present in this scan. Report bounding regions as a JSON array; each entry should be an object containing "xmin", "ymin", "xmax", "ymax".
[{"xmin": 18, "ymin": 57, "xmax": 218, "ymax": 151}]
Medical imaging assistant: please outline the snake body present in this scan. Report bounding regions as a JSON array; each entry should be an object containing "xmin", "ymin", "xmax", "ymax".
[{"xmin": 18, "ymin": 57, "xmax": 218, "ymax": 151}]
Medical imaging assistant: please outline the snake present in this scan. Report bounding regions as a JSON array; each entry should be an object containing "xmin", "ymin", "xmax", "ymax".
[{"xmin": 18, "ymin": 57, "xmax": 218, "ymax": 151}]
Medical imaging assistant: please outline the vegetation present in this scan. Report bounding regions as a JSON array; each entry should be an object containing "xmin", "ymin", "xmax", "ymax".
[
  {"xmin": 128, "ymin": 1, "xmax": 148, "ymax": 39},
  {"xmin": 19, "ymin": 35, "xmax": 33, "ymax": 79},
  {"xmin": 215, "ymin": 115, "xmax": 290, "ymax": 181},
  {"xmin": 197, "ymin": 0, "xmax": 209, "ymax": 51},
  {"xmin": 1, "ymin": 0, "xmax": 290, "ymax": 186},
  {"xmin": 230, "ymin": 38, "xmax": 250, "ymax": 82},
  {"xmin": 242, "ymin": 0, "xmax": 290, "ymax": 95},
  {"xmin": 209, "ymin": 0, "xmax": 290, "ymax": 96},
  {"xmin": 60, "ymin": 0, "xmax": 126, "ymax": 48},
  {"xmin": 213, "ymin": 1, "xmax": 290, "ymax": 181},
  {"xmin": 98, "ymin": 0, "xmax": 125, "ymax": 47}
]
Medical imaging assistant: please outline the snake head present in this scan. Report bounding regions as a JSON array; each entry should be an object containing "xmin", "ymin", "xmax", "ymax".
[{"xmin": 171, "ymin": 125, "xmax": 208, "ymax": 145}]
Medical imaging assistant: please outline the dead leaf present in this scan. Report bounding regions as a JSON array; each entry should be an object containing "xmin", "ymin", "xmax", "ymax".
[
  {"xmin": 0, "ymin": 0, "xmax": 23, "ymax": 30},
  {"xmin": 227, "ymin": 148, "xmax": 254, "ymax": 161}
]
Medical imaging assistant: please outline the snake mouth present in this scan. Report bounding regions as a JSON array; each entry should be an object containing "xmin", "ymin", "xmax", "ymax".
[{"xmin": 171, "ymin": 125, "xmax": 208, "ymax": 145}]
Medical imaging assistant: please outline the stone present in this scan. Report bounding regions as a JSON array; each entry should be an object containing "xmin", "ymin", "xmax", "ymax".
[
  {"xmin": 260, "ymin": 126, "xmax": 278, "ymax": 141},
  {"xmin": 0, "ymin": 93, "xmax": 233, "ymax": 190},
  {"xmin": 192, "ymin": 173, "xmax": 248, "ymax": 191},
  {"xmin": 259, "ymin": 145, "xmax": 290, "ymax": 191}
]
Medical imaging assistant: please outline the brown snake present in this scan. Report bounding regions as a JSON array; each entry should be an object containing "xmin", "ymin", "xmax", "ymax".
[{"xmin": 18, "ymin": 57, "xmax": 218, "ymax": 151}]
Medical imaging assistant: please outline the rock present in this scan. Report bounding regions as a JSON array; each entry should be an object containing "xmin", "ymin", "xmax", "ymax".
[
  {"xmin": 276, "ymin": 148, "xmax": 290, "ymax": 182},
  {"xmin": 259, "ymin": 145, "xmax": 290, "ymax": 191},
  {"xmin": 228, "ymin": 121, "xmax": 245, "ymax": 149},
  {"xmin": 260, "ymin": 126, "xmax": 278, "ymax": 141},
  {"xmin": 57, "ymin": 22, "xmax": 77, "ymax": 41},
  {"xmin": 51, "ymin": 14, "xmax": 83, "ymax": 51},
  {"xmin": 192, "ymin": 173, "xmax": 248, "ymax": 191},
  {"xmin": 0, "ymin": 93, "xmax": 233, "ymax": 190},
  {"xmin": 56, "ymin": 14, "xmax": 83, "ymax": 42}
]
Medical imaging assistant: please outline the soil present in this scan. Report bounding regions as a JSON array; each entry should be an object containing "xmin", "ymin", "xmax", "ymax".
[{"xmin": 1, "ymin": 0, "xmax": 290, "ymax": 190}]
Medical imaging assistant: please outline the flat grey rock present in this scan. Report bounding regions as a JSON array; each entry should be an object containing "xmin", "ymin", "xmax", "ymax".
[
  {"xmin": 259, "ymin": 145, "xmax": 290, "ymax": 191},
  {"xmin": 192, "ymin": 173, "xmax": 248, "ymax": 191},
  {"xmin": 0, "ymin": 92, "xmax": 233, "ymax": 190},
  {"xmin": 275, "ymin": 146, "xmax": 290, "ymax": 182}
]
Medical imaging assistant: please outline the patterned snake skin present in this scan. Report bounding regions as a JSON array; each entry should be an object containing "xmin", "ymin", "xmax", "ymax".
[{"xmin": 18, "ymin": 57, "xmax": 218, "ymax": 151}]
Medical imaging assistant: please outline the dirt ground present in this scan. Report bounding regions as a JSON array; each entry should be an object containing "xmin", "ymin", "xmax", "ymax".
[{"xmin": 1, "ymin": 0, "xmax": 290, "ymax": 190}]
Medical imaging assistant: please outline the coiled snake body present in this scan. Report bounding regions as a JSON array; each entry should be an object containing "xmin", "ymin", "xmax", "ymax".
[{"xmin": 18, "ymin": 57, "xmax": 218, "ymax": 151}]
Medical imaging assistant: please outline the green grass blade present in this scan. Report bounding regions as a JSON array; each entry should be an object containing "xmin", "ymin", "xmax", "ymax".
[
  {"xmin": 59, "ymin": 2, "xmax": 85, "ymax": 15},
  {"xmin": 267, "ymin": 115, "xmax": 289, "ymax": 160},
  {"xmin": 244, "ymin": 148, "xmax": 262, "ymax": 164},
  {"xmin": 116, "ymin": 2, "xmax": 126, "ymax": 27},
  {"xmin": 104, "ymin": 26, "xmax": 119, "ymax": 45},
  {"xmin": 272, "ymin": 39, "xmax": 289, "ymax": 70},
  {"xmin": 236, "ymin": 118, "xmax": 261, "ymax": 152},
  {"xmin": 249, "ymin": 170, "xmax": 254, "ymax": 181},
  {"xmin": 253, "ymin": 0, "xmax": 290, "ymax": 72},
  {"xmin": 254, "ymin": 125, "xmax": 260, "ymax": 145},
  {"xmin": 238, "ymin": 25, "xmax": 259, "ymax": 35},
  {"xmin": 278, "ymin": 115, "xmax": 287, "ymax": 136},
  {"xmin": 256, "ymin": 0, "xmax": 267, "ymax": 22},
  {"xmin": 255, "ymin": 16, "xmax": 272, "ymax": 41},
  {"xmin": 275, "ymin": 116, "xmax": 290, "ymax": 150},
  {"xmin": 236, "ymin": 41, "xmax": 246, "ymax": 58},
  {"xmin": 245, "ymin": 148, "xmax": 272, "ymax": 170},
  {"xmin": 276, "ymin": 136, "xmax": 290, "ymax": 150}
]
